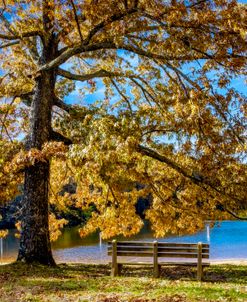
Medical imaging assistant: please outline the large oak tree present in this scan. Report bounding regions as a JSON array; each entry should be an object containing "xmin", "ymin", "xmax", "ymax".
[{"xmin": 0, "ymin": 0, "xmax": 246, "ymax": 265}]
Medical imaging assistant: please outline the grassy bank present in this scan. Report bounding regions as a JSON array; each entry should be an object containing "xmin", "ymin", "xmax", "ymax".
[{"xmin": 0, "ymin": 263, "xmax": 246, "ymax": 302}]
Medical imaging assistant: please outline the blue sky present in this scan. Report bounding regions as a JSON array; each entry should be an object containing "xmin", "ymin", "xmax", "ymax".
[
  {"xmin": 0, "ymin": 1, "xmax": 246, "ymax": 107},
  {"xmin": 64, "ymin": 57, "xmax": 246, "ymax": 107}
]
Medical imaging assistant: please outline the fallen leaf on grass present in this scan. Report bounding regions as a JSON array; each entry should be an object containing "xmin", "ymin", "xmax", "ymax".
[{"xmin": 96, "ymin": 294, "xmax": 187, "ymax": 302}]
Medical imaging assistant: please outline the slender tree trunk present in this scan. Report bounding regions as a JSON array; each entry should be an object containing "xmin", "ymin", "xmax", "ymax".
[{"xmin": 17, "ymin": 19, "xmax": 57, "ymax": 264}]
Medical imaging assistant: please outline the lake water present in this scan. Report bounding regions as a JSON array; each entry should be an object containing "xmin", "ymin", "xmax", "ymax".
[{"xmin": 0, "ymin": 220, "xmax": 247, "ymax": 263}]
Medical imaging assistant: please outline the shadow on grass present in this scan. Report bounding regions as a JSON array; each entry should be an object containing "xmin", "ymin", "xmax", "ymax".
[
  {"xmin": 0, "ymin": 262, "xmax": 109, "ymax": 277},
  {"xmin": 0, "ymin": 262, "xmax": 246, "ymax": 284},
  {"xmin": 114, "ymin": 264, "xmax": 247, "ymax": 284}
]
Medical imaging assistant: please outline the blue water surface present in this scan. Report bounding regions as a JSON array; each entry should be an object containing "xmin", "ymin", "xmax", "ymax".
[
  {"xmin": 157, "ymin": 221, "xmax": 247, "ymax": 260},
  {"xmin": 1, "ymin": 221, "xmax": 246, "ymax": 263}
]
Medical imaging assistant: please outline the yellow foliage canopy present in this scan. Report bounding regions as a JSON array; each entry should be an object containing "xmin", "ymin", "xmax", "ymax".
[{"xmin": 0, "ymin": 0, "xmax": 246, "ymax": 240}]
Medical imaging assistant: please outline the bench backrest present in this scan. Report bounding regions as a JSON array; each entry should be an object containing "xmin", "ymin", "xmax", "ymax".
[{"xmin": 108, "ymin": 241, "xmax": 209, "ymax": 260}]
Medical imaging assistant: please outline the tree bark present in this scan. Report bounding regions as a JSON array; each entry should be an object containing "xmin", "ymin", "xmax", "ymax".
[
  {"xmin": 18, "ymin": 162, "xmax": 55, "ymax": 265},
  {"xmin": 17, "ymin": 30, "xmax": 57, "ymax": 265}
]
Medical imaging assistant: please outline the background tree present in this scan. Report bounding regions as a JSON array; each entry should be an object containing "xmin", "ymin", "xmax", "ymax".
[{"xmin": 0, "ymin": 0, "xmax": 246, "ymax": 265}]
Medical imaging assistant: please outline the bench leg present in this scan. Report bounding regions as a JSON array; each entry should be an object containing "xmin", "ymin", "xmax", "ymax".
[
  {"xmin": 111, "ymin": 239, "xmax": 118, "ymax": 277},
  {"xmin": 197, "ymin": 242, "xmax": 202, "ymax": 281},
  {"xmin": 153, "ymin": 241, "xmax": 159, "ymax": 278},
  {"xmin": 111, "ymin": 263, "xmax": 119, "ymax": 277},
  {"xmin": 153, "ymin": 264, "xmax": 160, "ymax": 278},
  {"xmin": 197, "ymin": 264, "xmax": 205, "ymax": 281},
  {"xmin": 118, "ymin": 264, "xmax": 123, "ymax": 276},
  {"xmin": 201, "ymin": 266, "xmax": 204, "ymax": 281}
]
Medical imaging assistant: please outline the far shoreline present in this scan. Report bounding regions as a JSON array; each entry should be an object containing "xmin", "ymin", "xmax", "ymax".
[
  {"xmin": 1, "ymin": 258, "xmax": 247, "ymax": 266},
  {"xmin": 210, "ymin": 259, "xmax": 247, "ymax": 265}
]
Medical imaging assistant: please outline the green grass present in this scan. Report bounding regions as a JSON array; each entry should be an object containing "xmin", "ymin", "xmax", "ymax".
[{"xmin": 0, "ymin": 263, "xmax": 246, "ymax": 302}]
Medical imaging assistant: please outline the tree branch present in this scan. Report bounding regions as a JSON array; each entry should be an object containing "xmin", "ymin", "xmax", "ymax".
[
  {"xmin": 0, "ymin": 96, "xmax": 15, "ymax": 140},
  {"xmin": 0, "ymin": 12, "xmax": 16, "ymax": 36},
  {"xmin": 123, "ymin": 0, "xmax": 128, "ymax": 9},
  {"xmin": 39, "ymin": 42, "xmax": 114, "ymax": 71},
  {"xmin": 165, "ymin": 61, "xmax": 202, "ymax": 90},
  {"xmin": 137, "ymin": 144, "xmax": 196, "ymax": 181},
  {"xmin": 39, "ymin": 38, "xmax": 245, "ymax": 72},
  {"xmin": 141, "ymin": 128, "xmax": 178, "ymax": 137},
  {"xmin": 82, "ymin": 6, "xmax": 138, "ymax": 46},
  {"xmin": 224, "ymin": 208, "xmax": 247, "ymax": 220},
  {"xmin": 69, "ymin": 0, "xmax": 83, "ymax": 42},
  {"xmin": 137, "ymin": 144, "xmax": 244, "ymax": 204},
  {"xmin": 58, "ymin": 67, "xmax": 112, "ymax": 81},
  {"xmin": 217, "ymin": 203, "xmax": 247, "ymax": 220},
  {"xmin": 0, "ymin": 30, "xmax": 41, "ymax": 41},
  {"xmin": 0, "ymin": 40, "xmax": 19, "ymax": 49},
  {"xmin": 50, "ymin": 130, "xmax": 72, "ymax": 145},
  {"xmin": 18, "ymin": 92, "xmax": 34, "ymax": 106},
  {"xmin": 0, "ymin": 0, "xmax": 6, "ymax": 17},
  {"xmin": 133, "ymin": 0, "xmax": 139, "ymax": 8},
  {"xmin": 110, "ymin": 78, "xmax": 133, "ymax": 113},
  {"xmin": 53, "ymin": 96, "xmax": 72, "ymax": 113},
  {"xmin": 57, "ymin": 67, "xmax": 140, "ymax": 82}
]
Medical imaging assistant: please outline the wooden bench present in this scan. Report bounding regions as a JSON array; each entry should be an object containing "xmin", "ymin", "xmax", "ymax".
[{"xmin": 108, "ymin": 240, "xmax": 210, "ymax": 281}]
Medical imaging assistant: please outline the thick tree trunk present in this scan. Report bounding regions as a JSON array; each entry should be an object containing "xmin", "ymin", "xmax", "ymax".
[
  {"xmin": 17, "ymin": 34, "xmax": 57, "ymax": 264},
  {"xmin": 18, "ymin": 162, "xmax": 55, "ymax": 265}
]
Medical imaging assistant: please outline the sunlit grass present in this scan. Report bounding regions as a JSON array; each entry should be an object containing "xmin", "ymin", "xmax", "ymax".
[{"xmin": 0, "ymin": 263, "xmax": 246, "ymax": 301}]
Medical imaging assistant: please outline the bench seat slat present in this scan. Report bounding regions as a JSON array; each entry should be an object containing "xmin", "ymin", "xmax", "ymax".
[
  {"xmin": 108, "ymin": 246, "xmax": 154, "ymax": 252},
  {"xmin": 158, "ymin": 252, "xmax": 209, "ymax": 259},
  {"xmin": 109, "ymin": 241, "xmax": 153, "ymax": 246},
  {"xmin": 109, "ymin": 251, "xmax": 154, "ymax": 257},
  {"xmin": 158, "ymin": 247, "xmax": 209, "ymax": 253},
  {"xmin": 108, "ymin": 241, "xmax": 209, "ymax": 248},
  {"xmin": 159, "ymin": 262, "xmax": 210, "ymax": 266},
  {"xmin": 111, "ymin": 261, "xmax": 210, "ymax": 267},
  {"xmin": 158, "ymin": 242, "xmax": 209, "ymax": 248},
  {"xmin": 108, "ymin": 246, "xmax": 209, "ymax": 253},
  {"xmin": 108, "ymin": 251, "xmax": 209, "ymax": 259}
]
